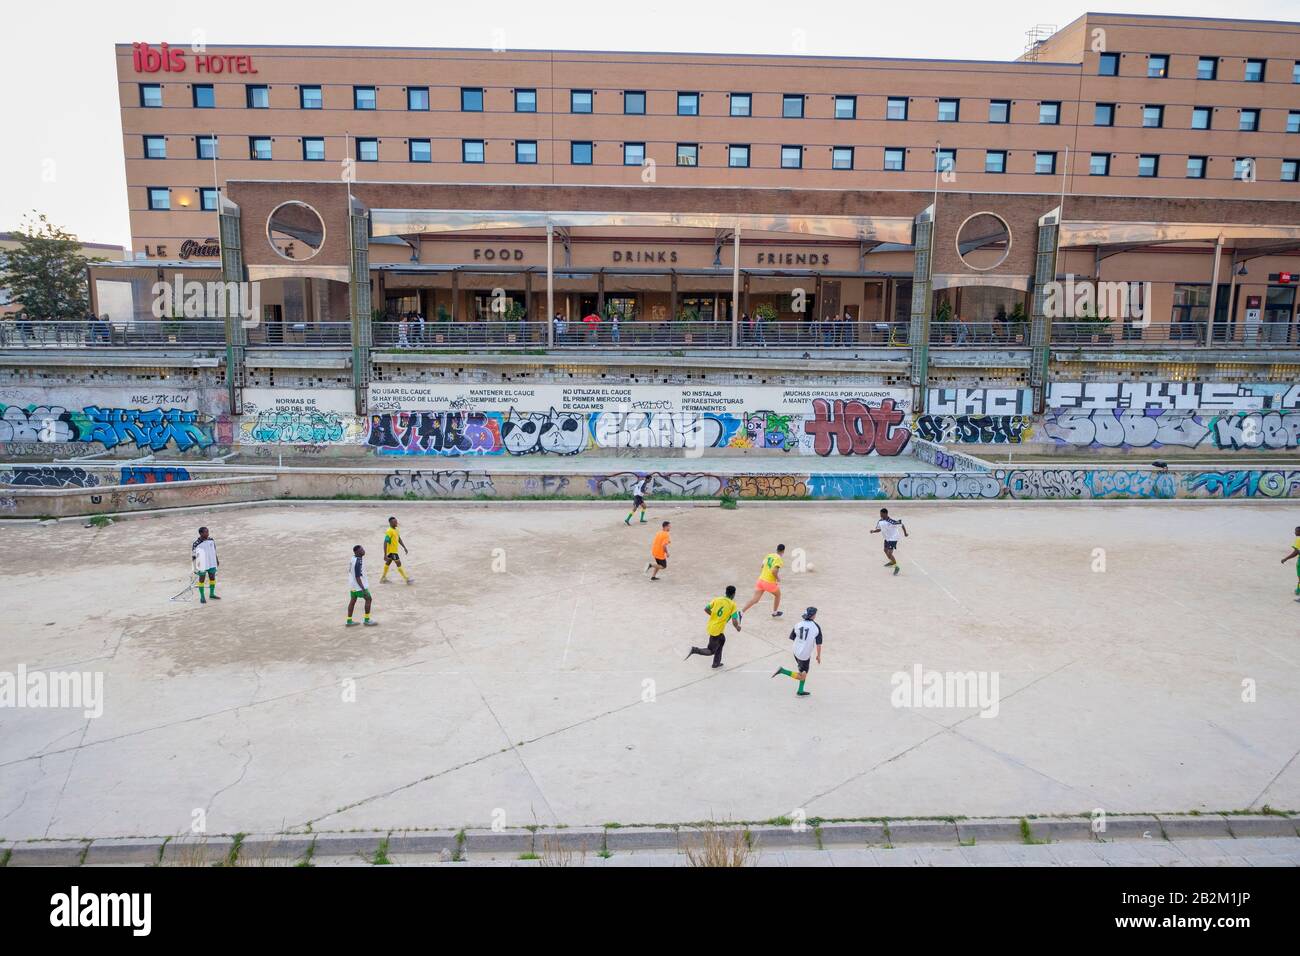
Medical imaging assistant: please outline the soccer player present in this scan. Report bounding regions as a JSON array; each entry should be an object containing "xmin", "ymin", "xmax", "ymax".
[
  {"xmin": 379, "ymin": 516, "xmax": 412, "ymax": 584},
  {"xmin": 685, "ymin": 584, "xmax": 743, "ymax": 669},
  {"xmin": 347, "ymin": 545, "xmax": 377, "ymax": 627},
  {"xmin": 624, "ymin": 476, "xmax": 649, "ymax": 525},
  {"xmin": 741, "ymin": 544, "xmax": 785, "ymax": 617},
  {"xmin": 647, "ymin": 520, "xmax": 671, "ymax": 580},
  {"xmin": 1282, "ymin": 526, "xmax": 1300, "ymax": 601},
  {"xmin": 191, "ymin": 527, "xmax": 220, "ymax": 605},
  {"xmin": 871, "ymin": 508, "xmax": 908, "ymax": 575},
  {"xmin": 772, "ymin": 607, "xmax": 822, "ymax": 698}
]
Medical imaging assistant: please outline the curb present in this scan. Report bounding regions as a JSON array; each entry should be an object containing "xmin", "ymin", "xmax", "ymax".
[
  {"xmin": 84, "ymin": 837, "xmax": 167, "ymax": 865},
  {"xmin": 1156, "ymin": 814, "xmax": 1233, "ymax": 840},
  {"xmin": 6, "ymin": 840, "xmax": 89, "ymax": 866}
]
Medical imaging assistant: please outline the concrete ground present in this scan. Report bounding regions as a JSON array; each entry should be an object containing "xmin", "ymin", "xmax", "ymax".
[{"xmin": 1, "ymin": 501, "xmax": 1297, "ymax": 842}]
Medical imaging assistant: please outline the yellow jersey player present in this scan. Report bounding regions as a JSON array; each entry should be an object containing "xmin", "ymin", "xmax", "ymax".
[
  {"xmin": 1282, "ymin": 526, "xmax": 1300, "ymax": 601},
  {"xmin": 379, "ymin": 516, "xmax": 412, "ymax": 585},
  {"xmin": 741, "ymin": 544, "xmax": 785, "ymax": 618},
  {"xmin": 685, "ymin": 585, "xmax": 742, "ymax": 668}
]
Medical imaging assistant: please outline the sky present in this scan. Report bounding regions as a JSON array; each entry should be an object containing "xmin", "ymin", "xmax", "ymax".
[{"xmin": 3, "ymin": 0, "xmax": 1297, "ymax": 251}]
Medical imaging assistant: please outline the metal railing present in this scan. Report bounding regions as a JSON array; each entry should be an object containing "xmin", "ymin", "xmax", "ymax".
[
  {"xmin": 928, "ymin": 321, "xmax": 1030, "ymax": 347},
  {"xmin": 245, "ymin": 321, "xmax": 352, "ymax": 347},
  {"xmin": 0, "ymin": 319, "xmax": 354, "ymax": 349},
  {"xmin": 372, "ymin": 319, "xmax": 912, "ymax": 349},
  {"xmin": 1048, "ymin": 321, "xmax": 1298, "ymax": 348}
]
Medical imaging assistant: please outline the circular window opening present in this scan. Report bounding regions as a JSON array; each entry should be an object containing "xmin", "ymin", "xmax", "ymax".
[
  {"xmin": 955, "ymin": 212, "xmax": 1011, "ymax": 272},
  {"xmin": 266, "ymin": 200, "xmax": 326, "ymax": 261}
]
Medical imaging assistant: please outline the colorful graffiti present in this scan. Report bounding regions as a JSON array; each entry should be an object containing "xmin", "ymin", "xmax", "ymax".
[
  {"xmin": 1184, "ymin": 470, "xmax": 1300, "ymax": 498},
  {"xmin": 804, "ymin": 474, "xmax": 884, "ymax": 499},
  {"xmin": 1044, "ymin": 409, "xmax": 1211, "ymax": 449},
  {"xmin": 914, "ymin": 415, "xmax": 1033, "ymax": 445},
  {"xmin": 81, "ymin": 406, "xmax": 211, "ymax": 452},
  {"xmin": 501, "ymin": 408, "xmax": 588, "ymax": 456},
  {"xmin": 735, "ymin": 411, "xmax": 799, "ymax": 452},
  {"xmin": 590, "ymin": 412, "xmax": 738, "ymax": 450},
  {"xmin": 804, "ymin": 398, "xmax": 911, "ymax": 457},
  {"xmin": 120, "ymin": 466, "xmax": 191, "ymax": 484},
  {"xmin": 896, "ymin": 473, "xmax": 1002, "ymax": 499},
  {"xmin": 243, "ymin": 410, "xmax": 365, "ymax": 446},
  {"xmin": 0, "ymin": 466, "xmax": 101, "ymax": 488},
  {"xmin": 926, "ymin": 387, "xmax": 1033, "ymax": 416},
  {"xmin": 1212, "ymin": 412, "xmax": 1300, "ymax": 450},
  {"xmin": 368, "ymin": 412, "xmax": 504, "ymax": 456},
  {"xmin": 382, "ymin": 469, "xmax": 497, "ymax": 497},
  {"xmin": 0, "ymin": 405, "xmax": 79, "ymax": 443},
  {"xmin": 727, "ymin": 474, "xmax": 809, "ymax": 498}
]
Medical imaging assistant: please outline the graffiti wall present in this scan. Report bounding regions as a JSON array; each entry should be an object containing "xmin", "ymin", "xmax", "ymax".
[
  {"xmin": 1046, "ymin": 381, "xmax": 1299, "ymax": 411},
  {"xmin": 914, "ymin": 414, "xmax": 1034, "ymax": 445},
  {"xmin": 0, "ymin": 388, "xmax": 224, "ymax": 454},
  {"xmin": 238, "ymin": 388, "xmax": 365, "ymax": 446}
]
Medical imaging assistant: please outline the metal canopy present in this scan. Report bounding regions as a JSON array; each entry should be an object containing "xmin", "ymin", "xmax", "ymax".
[
  {"xmin": 1059, "ymin": 220, "xmax": 1300, "ymax": 249},
  {"xmin": 370, "ymin": 209, "xmax": 915, "ymax": 243}
]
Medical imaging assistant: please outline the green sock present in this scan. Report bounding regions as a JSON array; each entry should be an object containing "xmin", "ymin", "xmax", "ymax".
[
  {"xmin": 639, "ymin": 515, "xmax": 646, "ymax": 522},
  {"xmin": 364, "ymin": 613, "xmax": 371, "ymax": 622},
  {"xmin": 777, "ymin": 668, "xmax": 793, "ymax": 677},
  {"xmin": 626, "ymin": 513, "xmax": 633, "ymax": 522},
  {"xmin": 797, "ymin": 679, "xmax": 806, "ymax": 694},
  {"xmin": 346, "ymin": 616, "xmax": 353, "ymax": 624},
  {"xmin": 208, "ymin": 583, "xmax": 215, "ymax": 596}
]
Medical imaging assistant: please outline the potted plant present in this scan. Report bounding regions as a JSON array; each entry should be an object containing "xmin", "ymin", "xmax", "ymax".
[
  {"xmin": 1009, "ymin": 302, "xmax": 1028, "ymax": 344},
  {"xmin": 434, "ymin": 304, "xmax": 450, "ymax": 344},
  {"xmin": 1077, "ymin": 302, "xmax": 1112, "ymax": 344},
  {"xmin": 504, "ymin": 301, "xmax": 526, "ymax": 344},
  {"xmin": 754, "ymin": 302, "xmax": 778, "ymax": 345},
  {"xmin": 677, "ymin": 305, "xmax": 700, "ymax": 344},
  {"xmin": 935, "ymin": 298, "xmax": 954, "ymax": 342}
]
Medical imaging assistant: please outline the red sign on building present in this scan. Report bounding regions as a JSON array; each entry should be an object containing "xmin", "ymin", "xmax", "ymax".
[{"xmin": 131, "ymin": 42, "xmax": 257, "ymax": 75}]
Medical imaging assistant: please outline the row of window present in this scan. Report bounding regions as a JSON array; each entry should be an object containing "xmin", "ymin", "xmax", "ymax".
[
  {"xmin": 1098, "ymin": 53, "xmax": 1300, "ymax": 84},
  {"xmin": 137, "ymin": 84, "xmax": 1300, "ymax": 135},
  {"xmin": 139, "ymin": 136, "xmax": 1300, "ymax": 184},
  {"xmin": 146, "ymin": 186, "xmax": 221, "ymax": 211}
]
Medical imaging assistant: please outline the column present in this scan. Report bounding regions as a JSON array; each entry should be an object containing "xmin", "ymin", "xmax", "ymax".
[
  {"xmin": 217, "ymin": 199, "xmax": 246, "ymax": 416},
  {"xmin": 1029, "ymin": 207, "xmax": 1062, "ymax": 414},
  {"xmin": 907, "ymin": 204, "xmax": 935, "ymax": 410},
  {"xmin": 348, "ymin": 199, "xmax": 372, "ymax": 417}
]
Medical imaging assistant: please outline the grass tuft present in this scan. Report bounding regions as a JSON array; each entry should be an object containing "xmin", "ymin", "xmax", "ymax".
[{"xmin": 682, "ymin": 823, "xmax": 754, "ymax": 868}]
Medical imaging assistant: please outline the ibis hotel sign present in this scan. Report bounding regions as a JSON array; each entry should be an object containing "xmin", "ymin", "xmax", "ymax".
[{"xmin": 131, "ymin": 41, "xmax": 258, "ymax": 74}]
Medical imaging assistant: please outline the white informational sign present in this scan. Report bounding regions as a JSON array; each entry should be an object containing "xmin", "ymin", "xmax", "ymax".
[
  {"xmin": 1047, "ymin": 381, "xmax": 1300, "ymax": 412},
  {"xmin": 240, "ymin": 388, "xmax": 357, "ymax": 416},
  {"xmin": 367, "ymin": 383, "xmax": 912, "ymax": 415}
]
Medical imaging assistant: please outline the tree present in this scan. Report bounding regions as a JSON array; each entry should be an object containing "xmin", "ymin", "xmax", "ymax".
[{"xmin": 2, "ymin": 213, "xmax": 102, "ymax": 319}]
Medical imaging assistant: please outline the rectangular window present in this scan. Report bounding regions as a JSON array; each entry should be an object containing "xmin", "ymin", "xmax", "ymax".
[
  {"xmin": 516, "ymin": 140, "xmax": 537, "ymax": 164},
  {"xmin": 1294, "ymin": 62, "xmax": 1300, "ymax": 83},
  {"xmin": 1138, "ymin": 154, "xmax": 1159, "ymax": 178},
  {"xmin": 887, "ymin": 97, "xmax": 909, "ymax": 121},
  {"xmin": 624, "ymin": 90, "xmax": 646, "ymax": 115},
  {"xmin": 834, "ymin": 95, "xmax": 856, "ymax": 119},
  {"xmin": 1244, "ymin": 59, "xmax": 1265, "ymax": 82},
  {"xmin": 1281, "ymin": 159, "xmax": 1298, "ymax": 182},
  {"xmin": 1197, "ymin": 57, "xmax": 1218, "ymax": 80},
  {"xmin": 1148, "ymin": 54, "xmax": 1169, "ymax": 78},
  {"xmin": 988, "ymin": 100, "xmax": 1010, "ymax": 124},
  {"xmin": 624, "ymin": 142, "xmax": 645, "ymax": 166},
  {"xmin": 515, "ymin": 89, "xmax": 536, "ymax": 112},
  {"xmin": 937, "ymin": 99, "xmax": 959, "ymax": 123},
  {"xmin": 780, "ymin": 145, "xmax": 802, "ymax": 169},
  {"xmin": 728, "ymin": 144, "xmax": 750, "ymax": 168},
  {"xmin": 460, "ymin": 87, "xmax": 483, "ymax": 112},
  {"xmin": 409, "ymin": 139, "xmax": 431, "ymax": 163},
  {"xmin": 1288, "ymin": 111, "xmax": 1300, "ymax": 134},
  {"xmin": 1094, "ymin": 103, "xmax": 1114, "ymax": 126},
  {"xmin": 1035, "ymin": 151, "xmax": 1056, "ymax": 175},
  {"xmin": 884, "ymin": 147, "xmax": 905, "ymax": 171},
  {"xmin": 143, "ymin": 135, "xmax": 166, "ymax": 159},
  {"xmin": 1039, "ymin": 101, "xmax": 1060, "ymax": 125},
  {"xmin": 246, "ymin": 85, "xmax": 269, "ymax": 109},
  {"xmin": 1192, "ymin": 107, "xmax": 1212, "ymax": 130},
  {"xmin": 140, "ymin": 84, "xmax": 162, "ymax": 108},
  {"xmin": 1099, "ymin": 52, "xmax": 1119, "ymax": 76},
  {"xmin": 1090, "ymin": 153, "xmax": 1110, "ymax": 176},
  {"xmin": 356, "ymin": 138, "xmax": 378, "ymax": 162},
  {"xmin": 1240, "ymin": 109, "xmax": 1259, "ymax": 132},
  {"xmin": 1186, "ymin": 156, "xmax": 1206, "ymax": 179},
  {"xmin": 250, "ymin": 137, "xmax": 272, "ymax": 161},
  {"xmin": 1143, "ymin": 105, "xmax": 1164, "ymax": 128},
  {"xmin": 303, "ymin": 137, "xmax": 325, "ymax": 161},
  {"xmin": 985, "ymin": 150, "xmax": 1006, "ymax": 174},
  {"xmin": 730, "ymin": 93, "xmax": 751, "ymax": 117},
  {"xmin": 354, "ymin": 86, "xmax": 376, "ymax": 110},
  {"xmin": 571, "ymin": 141, "xmax": 593, "ymax": 165},
  {"xmin": 407, "ymin": 87, "xmax": 429, "ymax": 111},
  {"xmin": 193, "ymin": 84, "xmax": 214, "ymax": 108},
  {"xmin": 200, "ymin": 187, "xmax": 219, "ymax": 211},
  {"xmin": 677, "ymin": 92, "xmax": 699, "ymax": 116},
  {"xmin": 935, "ymin": 148, "xmax": 956, "ymax": 173},
  {"xmin": 300, "ymin": 86, "xmax": 322, "ymax": 109},
  {"xmin": 676, "ymin": 143, "xmax": 698, "ymax": 167},
  {"xmin": 1235, "ymin": 157, "xmax": 1255, "ymax": 180},
  {"xmin": 196, "ymin": 135, "xmax": 218, "ymax": 160},
  {"xmin": 831, "ymin": 146, "xmax": 853, "ymax": 170},
  {"xmin": 571, "ymin": 89, "xmax": 592, "ymax": 113},
  {"xmin": 462, "ymin": 139, "xmax": 484, "ymax": 163},
  {"xmin": 782, "ymin": 94, "xmax": 804, "ymax": 118},
  {"xmin": 146, "ymin": 187, "xmax": 169, "ymax": 211}
]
